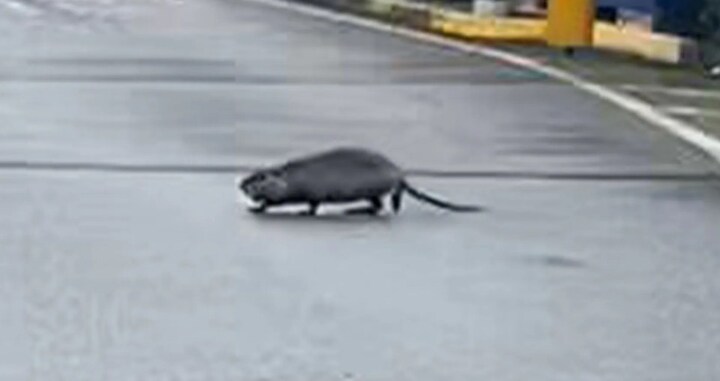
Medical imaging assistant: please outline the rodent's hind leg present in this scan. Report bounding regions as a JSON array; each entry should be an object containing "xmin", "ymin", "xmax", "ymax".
[
  {"xmin": 369, "ymin": 196, "xmax": 383, "ymax": 215},
  {"xmin": 391, "ymin": 188, "xmax": 403, "ymax": 214},
  {"xmin": 299, "ymin": 201, "xmax": 320, "ymax": 216}
]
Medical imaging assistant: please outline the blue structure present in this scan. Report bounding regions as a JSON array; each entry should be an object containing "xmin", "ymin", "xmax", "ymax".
[
  {"xmin": 597, "ymin": 0, "xmax": 654, "ymax": 12},
  {"xmin": 594, "ymin": 0, "xmax": 704, "ymax": 38},
  {"xmin": 654, "ymin": 0, "xmax": 704, "ymax": 37}
]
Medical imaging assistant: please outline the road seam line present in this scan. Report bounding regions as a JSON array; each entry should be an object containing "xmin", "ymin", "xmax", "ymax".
[
  {"xmin": 0, "ymin": 160, "xmax": 714, "ymax": 181},
  {"xmin": 243, "ymin": 0, "xmax": 720, "ymax": 165},
  {"xmin": 620, "ymin": 84, "xmax": 720, "ymax": 100},
  {"xmin": 662, "ymin": 106, "xmax": 720, "ymax": 119}
]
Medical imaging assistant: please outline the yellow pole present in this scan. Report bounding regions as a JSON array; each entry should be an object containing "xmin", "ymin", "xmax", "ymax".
[{"xmin": 545, "ymin": 0, "xmax": 595, "ymax": 49}]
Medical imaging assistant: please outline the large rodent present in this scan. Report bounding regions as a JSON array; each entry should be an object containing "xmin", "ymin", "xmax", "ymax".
[{"xmin": 238, "ymin": 147, "xmax": 482, "ymax": 215}]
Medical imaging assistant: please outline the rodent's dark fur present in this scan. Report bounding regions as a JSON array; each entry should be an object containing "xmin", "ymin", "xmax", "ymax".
[{"xmin": 239, "ymin": 147, "xmax": 482, "ymax": 215}]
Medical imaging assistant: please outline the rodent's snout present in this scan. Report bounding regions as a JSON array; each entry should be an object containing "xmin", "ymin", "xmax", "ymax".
[
  {"xmin": 237, "ymin": 176, "xmax": 255, "ymax": 198},
  {"xmin": 237, "ymin": 171, "xmax": 286, "ymax": 202},
  {"xmin": 240, "ymin": 181, "xmax": 253, "ymax": 195},
  {"xmin": 235, "ymin": 176, "xmax": 246, "ymax": 190},
  {"xmin": 239, "ymin": 178, "xmax": 262, "ymax": 200}
]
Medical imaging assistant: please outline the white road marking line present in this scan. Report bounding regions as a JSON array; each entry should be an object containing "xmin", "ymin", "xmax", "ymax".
[
  {"xmin": 662, "ymin": 106, "xmax": 720, "ymax": 119},
  {"xmin": 620, "ymin": 84, "xmax": 720, "ymax": 99},
  {"xmin": 245, "ymin": 0, "xmax": 720, "ymax": 164}
]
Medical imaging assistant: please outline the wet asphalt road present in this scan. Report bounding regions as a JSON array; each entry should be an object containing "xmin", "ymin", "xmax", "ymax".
[{"xmin": 2, "ymin": 0, "xmax": 720, "ymax": 380}]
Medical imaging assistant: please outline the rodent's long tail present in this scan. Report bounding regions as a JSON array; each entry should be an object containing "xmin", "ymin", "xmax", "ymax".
[{"xmin": 402, "ymin": 181, "xmax": 483, "ymax": 212}]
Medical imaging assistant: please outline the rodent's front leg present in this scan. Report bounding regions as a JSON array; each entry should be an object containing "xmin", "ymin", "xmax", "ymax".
[{"xmin": 248, "ymin": 202, "xmax": 267, "ymax": 214}]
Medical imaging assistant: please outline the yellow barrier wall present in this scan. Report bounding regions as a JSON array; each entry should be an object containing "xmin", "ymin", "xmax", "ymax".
[{"xmin": 546, "ymin": 0, "xmax": 595, "ymax": 47}]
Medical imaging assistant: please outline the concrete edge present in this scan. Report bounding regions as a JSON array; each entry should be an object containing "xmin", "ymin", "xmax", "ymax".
[
  {"xmin": 430, "ymin": 10, "xmax": 546, "ymax": 43},
  {"xmin": 593, "ymin": 22, "xmax": 699, "ymax": 65}
]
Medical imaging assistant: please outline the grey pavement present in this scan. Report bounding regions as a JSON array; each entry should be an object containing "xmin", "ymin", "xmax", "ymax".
[
  {"xmin": 497, "ymin": 43, "xmax": 720, "ymax": 142},
  {"xmin": 1, "ymin": 0, "xmax": 720, "ymax": 380}
]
